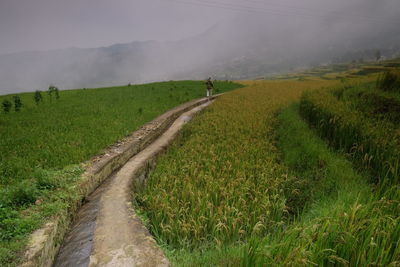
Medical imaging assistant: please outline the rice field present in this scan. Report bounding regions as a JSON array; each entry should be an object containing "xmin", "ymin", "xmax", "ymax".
[
  {"xmin": 133, "ymin": 78, "xmax": 342, "ymax": 259},
  {"xmin": 134, "ymin": 68, "xmax": 400, "ymax": 265}
]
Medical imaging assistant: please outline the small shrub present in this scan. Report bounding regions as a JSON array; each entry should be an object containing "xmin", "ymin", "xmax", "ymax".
[
  {"xmin": 2, "ymin": 100, "xmax": 12, "ymax": 113},
  {"xmin": 9, "ymin": 181, "xmax": 38, "ymax": 206},
  {"xmin": 138, "ymin": 107, "xmax": 143, "ymax": 114},
  {"xmin": 48, "ymin": 85, "xmax": 60, "ymax": 101},
  {"xmin": 34, "ymin": 90, "xmax": 43, "ymax": 105},
  {"xmin": 360, "ymin": 92, "xmax": 400, "ymax": 121},
  {"xmin": 34, "ymin": 169, "xmax": 60, "ymax": 190},
  {"xmin": 13, "ymin": 96, "xmax": 22, "ymax": 112},
  {"xmin": 0, "ymin": 203, "xmax": 36, "ymax": 242},
  {"xmin": 0, "ymin": 204, "xmax": 20, "ymax": 241},
  {"xmin": 55, "ymin": 88, "xmax": 60, "ymax": 99}
]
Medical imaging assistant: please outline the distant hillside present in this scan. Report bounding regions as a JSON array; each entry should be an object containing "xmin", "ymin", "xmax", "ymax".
[{"xmin": 1, "ymin": 10, "xmax": 400, "ymax": 94}]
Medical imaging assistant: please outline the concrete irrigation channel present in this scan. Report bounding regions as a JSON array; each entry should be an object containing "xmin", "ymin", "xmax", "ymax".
[{"xmin": 20, "ymin": 96, "xmax": 218, "ymax": 267}]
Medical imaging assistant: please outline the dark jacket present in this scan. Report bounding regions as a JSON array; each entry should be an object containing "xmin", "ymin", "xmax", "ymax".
[{"xmin": 206, "ymin": 80, "xmax": 214, "ymax": 90}]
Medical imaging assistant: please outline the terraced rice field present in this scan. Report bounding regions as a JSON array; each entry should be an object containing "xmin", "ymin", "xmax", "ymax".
[
  {"xmin": 134, "ymin": 70, "xmax": 400, "ymax": 265},
  {"xmin": 134, "ymin": 78, "xmax": 344, "ymax": 263}
]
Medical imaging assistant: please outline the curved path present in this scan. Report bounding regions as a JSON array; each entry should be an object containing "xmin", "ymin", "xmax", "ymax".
[{"xmin": 53, "ymin": 101, "xmax": 214, "ymax": 267}]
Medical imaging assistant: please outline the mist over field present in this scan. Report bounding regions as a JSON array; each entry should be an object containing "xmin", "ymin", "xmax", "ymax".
[{"xmin": 0, "ymin": 0, "xmax": 400, "ymax": 94}]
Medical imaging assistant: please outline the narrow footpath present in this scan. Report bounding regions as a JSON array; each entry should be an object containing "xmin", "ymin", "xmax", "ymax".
[{"xmin": 53, "ymin": 100, "xmax": 214, "ymax": 267}]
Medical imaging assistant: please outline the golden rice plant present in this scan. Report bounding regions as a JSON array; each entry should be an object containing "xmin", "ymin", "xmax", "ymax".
[{"xmin": 134, "ymin": 79, "xmax": 340, "ymax": 250}]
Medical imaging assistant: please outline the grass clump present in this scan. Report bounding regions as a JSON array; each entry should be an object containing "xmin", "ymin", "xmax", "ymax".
[
  {"xmin": 377, "ymin": 70, "xmax": 400, "ymax": 92},
  {"xmin": 333, "ymin": 81, "xmax": 400, "ymax": 124},
  {"xmin": 300, "ymin": 82, "xmax": 400, "ymax": 183},
  {"xmin": 354, "ymin": 90, "xmax": 400, "ymax": 123},
  {"xmin": 0, "ymin": 165, "xmax": 83, "ymax": 266},
  {"xmin": 2, "ymin": 100, "xmax": 12, "ymax": 113}
]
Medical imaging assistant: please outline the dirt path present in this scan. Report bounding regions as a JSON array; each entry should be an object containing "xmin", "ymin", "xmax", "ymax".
[{"xmin": 53, "ymin": 101, "xmax": 213, "ymax": 267}]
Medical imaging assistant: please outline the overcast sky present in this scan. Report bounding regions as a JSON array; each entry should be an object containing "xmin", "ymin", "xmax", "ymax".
[
  {"xmin": 1, "ymin": 0, "xmax": 399, "ymax": 55},
  {"xmin": 0, "ymin": 0, "xmax": 232, "ymax": 54}
]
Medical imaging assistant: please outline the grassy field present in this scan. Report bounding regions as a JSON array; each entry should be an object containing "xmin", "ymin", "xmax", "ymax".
[
  {"xmin": 0, "ymin": 80, "xmax": 242, "ymax": 265},
  {"xmin": 134, "ymin": 62, "xmax": 400, "ymax": 265}
]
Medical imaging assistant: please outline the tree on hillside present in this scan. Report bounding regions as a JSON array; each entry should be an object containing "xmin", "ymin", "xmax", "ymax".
[
  {"xmin": 2, "ymin": 99, "xmax": 12, "ymax": 113},
  {"xmin": 48, "ymin": 85, "xmax": 60, "ymax": 102},
  {"xmin": 34, "ymin": 90, "xmax": 43, "ymax": 105},
  {"xmin": 13, "ymin": 95, "xmax": 22, "ymax": 112},
  {"xmin": 55, "ymin": 87, "xmax": 60, "ymax": 99}
]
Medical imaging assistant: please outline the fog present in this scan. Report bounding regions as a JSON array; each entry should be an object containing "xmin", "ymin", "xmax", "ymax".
[{"xmin": 0, "ymin": 0, "xmax": 400, "ymax": 94}]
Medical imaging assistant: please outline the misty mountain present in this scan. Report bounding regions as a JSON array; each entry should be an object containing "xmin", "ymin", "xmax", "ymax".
[{"xmin": 1, "ymin": 9, "xmax": 400, "ymax": 94}]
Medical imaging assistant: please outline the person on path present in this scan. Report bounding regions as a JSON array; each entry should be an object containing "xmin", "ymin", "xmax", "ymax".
[{"xmin": 205, "ymin": 77, "xmax": 214, "ymax": 99}]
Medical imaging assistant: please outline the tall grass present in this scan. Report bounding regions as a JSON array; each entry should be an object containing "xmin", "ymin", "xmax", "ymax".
[
  {"xmin": 377, "ymin": 70, "xmax": 400, "ymax": 92},
  {"xmin": 288, "ymin": 77, "xmax": 400, "ymax": 266},
  {"xmin": 253, "ymin": 104, "xmax": 399, "ymax": 266},
  {"xmin": 299, "ymin": 84, "xmax": 400, "ymax": 184},
  {"xmin": 334, "ymin": 82, "xmax": 400, "ymax": 124}
]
